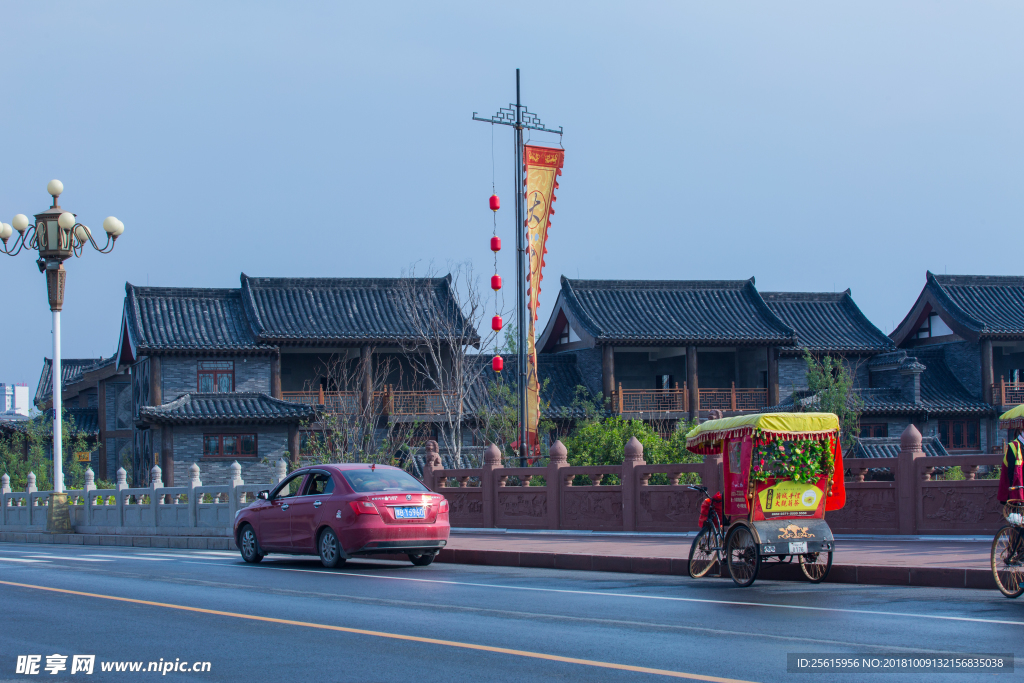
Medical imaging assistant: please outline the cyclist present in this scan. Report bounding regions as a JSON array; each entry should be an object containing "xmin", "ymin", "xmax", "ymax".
[{"xmin": 998, "ymin": 431, "xmax": 1024, "ymax": 505}]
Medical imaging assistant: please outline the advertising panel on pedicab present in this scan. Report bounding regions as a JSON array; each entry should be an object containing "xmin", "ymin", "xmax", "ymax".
[{"xmin": 723, "ymin": 437, "xmax": 751, "ymax": 517}]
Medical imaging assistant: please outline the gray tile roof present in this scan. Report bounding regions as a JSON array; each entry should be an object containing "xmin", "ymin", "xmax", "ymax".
[
  {"xmin": 139, "ymin": 392, "xmax": 314, "ymax": 425},
  {"xmin": 850, "ymin": 436, "xmax": 949, "ymax": 458},
  {"xmin": 241, "ymin": 273, "xmax": 476, "ymax": 345},
  {"xmin": 557, "ymin": 276, "xmax": 796, "ymax": 346},
  {"xmin": 35, "ymin": 357, "xmax": 113, "ymax": 405},
  {"xmin": 67, "ymin": 407, "xmax": 100, "ymax": 436},
  {"xmin": 123, "ymin": 284, "xmax": 270, "ymax": 353},
  {"xmin": 761, "ymin": 291, "xmax": 895, "ymax": 354},
  {"xmin": 893, "ymin": 272, "xmax": 1024, "ymax": 342}
]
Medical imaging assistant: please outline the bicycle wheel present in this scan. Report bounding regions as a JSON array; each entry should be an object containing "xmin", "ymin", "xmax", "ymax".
[
  {"xmin": 725, "ymin": 524, "xmax": 760, "ymax": 587},
  {"xmin": 799, "ymin": 551, "xmax": 833, "ymax": 583},
  {"xmin": 991, "ymin": 526, "xmax": 1024, "ymax": 598},
  {"xmin": 688, "ymin": 526, "xmax": 718, "ymax": 579}
]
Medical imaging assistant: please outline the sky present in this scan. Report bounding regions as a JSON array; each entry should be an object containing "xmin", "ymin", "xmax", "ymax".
[{"xmin": 1, "ymin": 2, "xmax": 1022, "ymax": 398}]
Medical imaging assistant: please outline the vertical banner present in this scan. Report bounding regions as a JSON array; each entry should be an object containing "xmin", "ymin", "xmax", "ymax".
[{"xmin": 524, "ymin": 144, "xmax": 565, "ymax": 455}]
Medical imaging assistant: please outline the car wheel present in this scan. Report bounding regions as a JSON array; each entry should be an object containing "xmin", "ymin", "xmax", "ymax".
[
  {"xmin": 318, "ymin": 528, "xmax": 346, "ymax": 568},
  {"xmin": 239, "ymin": 524, "xmax": 263, "ymax": 564},
  {"xmin": 408, "ymin": 553, "xmax": 436, "ymax": 567}
]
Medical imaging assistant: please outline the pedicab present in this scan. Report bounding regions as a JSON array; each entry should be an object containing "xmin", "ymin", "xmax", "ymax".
[
  {"xmin": 685, "ymin": 412, "xmax": 847, "ymax": 587},
  {"xmin": 991, "ymin": 405, "xmax": 1024, "ymax": 598}
]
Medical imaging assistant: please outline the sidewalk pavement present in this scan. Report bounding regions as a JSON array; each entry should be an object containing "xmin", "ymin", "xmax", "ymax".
[{"xmin": 437, "ymin": 529, "xmax": 997, "ymax": 590}]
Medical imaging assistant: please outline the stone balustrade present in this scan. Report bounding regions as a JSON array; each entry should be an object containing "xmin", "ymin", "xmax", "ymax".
[{"xmin": 0, "ymin": 458, "xmax": 289, "ymax": 534}]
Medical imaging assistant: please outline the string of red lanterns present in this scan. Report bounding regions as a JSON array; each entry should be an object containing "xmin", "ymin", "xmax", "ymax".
[{"xmin": 489, "ymin": 193, "xmax": 503, "ymax": 372}]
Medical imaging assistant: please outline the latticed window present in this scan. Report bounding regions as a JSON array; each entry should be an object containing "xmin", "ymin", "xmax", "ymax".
[
  {"xmin": 937, "ymin": 419, "xmax": 979, "ymax": 450},
  {"xmin": 203, "ymin": 434, "xmax": 257, "ymax": 458},
  {"xmin": 198, "ymin": 360, "xmax": 234, "ymax": 393},
  {"xmin": 860, "ymin": 423, "xmax": 888, "ymax": 438}
]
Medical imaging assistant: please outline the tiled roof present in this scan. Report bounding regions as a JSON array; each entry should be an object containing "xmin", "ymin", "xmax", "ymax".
[
  {"xmin": 123, "ymin": 284, "xmax": 270, "ymax": 353},
  {"xmin": 241, "ymin": 274, "xmax": 477, "ymax": 345},
  {"xmin": 35, "ymin": 357, "xmax": 112, "ymax": 405},
  {"xmin": 557, "ymin": 276, "xmax": 796, "ymax": 346},
  {"xmin": 928, "ymin": 273, "xmax": 1024, "ymax": 336},
  {"xmin": 67, "ymin": 408, "xmax": 100, "ymax": 436},
  {"xmin": 139, "ymin": 393, "xmax": 314, "ymax": 425},
  {"xmin": 761, "ymin": 291, "xmax": 894, "ymax": 353},
  {"xmin": 851, "ymin": 436, "xmax": 949, "ymax": 458}
]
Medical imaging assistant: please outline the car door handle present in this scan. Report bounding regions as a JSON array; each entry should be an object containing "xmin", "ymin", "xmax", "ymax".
[
  {"xmin": 281, "ymin": 504, "xmax": 289, "ymax": 510},
  {"xmin": 313, "ymin": 500, "xmax": 322, "ymax": 508}
]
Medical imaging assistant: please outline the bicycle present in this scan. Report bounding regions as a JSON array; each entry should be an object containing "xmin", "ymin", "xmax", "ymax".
[
  {"xmin": 992, "ymin": 486, "xmax": 1024, "ymax": 598},
  {"xmin": 687, "ymin": 485, "xmax": 727, "ymax": 579}
]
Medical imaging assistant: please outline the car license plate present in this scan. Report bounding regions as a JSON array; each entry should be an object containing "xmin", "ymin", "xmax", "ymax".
[
  {"xmin": 395, "ymin": 506, "xmax": 425, "ymax": 519},
  {"xmin": 789, "ymin": 541, "xmax": 808, "ymax": 554}
]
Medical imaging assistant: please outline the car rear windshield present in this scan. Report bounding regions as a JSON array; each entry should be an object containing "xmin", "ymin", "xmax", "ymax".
[{"xmin": 342, "ymin": 468, "xmax": 428, "ymax": 493}]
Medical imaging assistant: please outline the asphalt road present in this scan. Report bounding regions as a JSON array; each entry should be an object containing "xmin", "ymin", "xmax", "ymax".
[{"xmin": 0, "ymin": 542, "xmax": 1020, "ymax": 683}]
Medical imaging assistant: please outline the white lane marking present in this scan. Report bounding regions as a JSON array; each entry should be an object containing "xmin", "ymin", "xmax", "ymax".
[
  {"xmin": 0, "ymin": 558, "xmax": 48, "ymax": 563},
  {"xmin": 80, "ymin": 554, "xmax": 173, "ymax": 561},
  {"xmin": 24, "ymin": 555, "xmax": 112, "ymax": 562},
  {"xmin": 238, "ymin": 563, "xmax": 1024, "ymax": 627}
]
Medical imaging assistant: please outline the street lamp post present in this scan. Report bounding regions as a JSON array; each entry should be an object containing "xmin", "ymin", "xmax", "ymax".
[{"xmin": 1, "ymin": 180, "xmax": 123, "ymax": 505}]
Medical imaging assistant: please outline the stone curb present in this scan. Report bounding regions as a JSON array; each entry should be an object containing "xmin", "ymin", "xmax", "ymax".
[
  {"xmin": 431, "ymin": 548, "xmax": 997, "ymax": 590},
  {"xmin": 0, "ymin": 531, "xmax": 235, "ymax": 551}
]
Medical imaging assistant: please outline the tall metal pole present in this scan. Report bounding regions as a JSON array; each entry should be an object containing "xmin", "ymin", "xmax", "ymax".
[
  {"xmin": 514, "ymin": 69, "xmax": 528, "ymax": 466},
  {"xmin": 52, "ymin": 310, "xmax": 63, "ymax": 493}
]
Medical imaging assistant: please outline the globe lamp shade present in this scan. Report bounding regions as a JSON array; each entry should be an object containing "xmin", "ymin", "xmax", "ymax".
[
  {"xmin": 103, "ymin": 216, "xmax": 125, "ymax": 237},
  {"xmin": 12, "ymin": 214, "xmax": 29, "ymax": 233},
  {"xmin": 0, "ymin": 223, "xmax": 11, "ymax": 241},
  {"xmin": 47, "ymin": 179, "xmax": 64, "ymax": 197},
  {"xmin": 75, "ymin": 225, "xmax": 91, "ymax": 243},
  {"xmin": 58, "ymin": 212, "xmax": 76, "ymax": 230}
]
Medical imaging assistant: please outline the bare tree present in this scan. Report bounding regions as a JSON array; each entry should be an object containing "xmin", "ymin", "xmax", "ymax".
[
  {"xmin": 298, "ymin": 350, "xmax": 421, "ymax": 467},
  {"xmin": 398, "ymin": 262, "xmax": 506, "ymax": 467}
]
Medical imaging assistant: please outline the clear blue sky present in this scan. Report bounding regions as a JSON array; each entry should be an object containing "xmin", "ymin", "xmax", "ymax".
[{"xmin": 1, "ymin": 2, "xmax": 1021, "ymax": 397}]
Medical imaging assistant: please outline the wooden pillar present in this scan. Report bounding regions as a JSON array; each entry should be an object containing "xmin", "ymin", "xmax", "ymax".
[
  {"xmin": 767, "ymin": 346, "xmax": 779, "ymax": 407},
  {"xmin": 687, "ymin": 346, "xmax": 699, "ymax": 421},
  {"xmin": 602, "ymin": 345, "xmax": 615, "ymax": 403},
  {"xmin": 97, "ymin": 378, "xmax": 107, "ymax": 480},
  {"xmin": 982, "ymin": 339, "xmax": 995, "ymax": 405},
  {"xmin": 270, "ymin": 352, "xmax": 282, "ymax": 399},
  {"xmin": 149, "ymin": 356, "xmax": 161, "ymax": 407},
  {"xmin": 360, "ymin": 344, "xmax": 373, "ymax": 411},
  {"xmin": 288, "ymin": 424, "xmax": 301, "ymax": 466},
  {"xmin": 161, "ymin": 426, "xmax": 174, "ymax": 486}
]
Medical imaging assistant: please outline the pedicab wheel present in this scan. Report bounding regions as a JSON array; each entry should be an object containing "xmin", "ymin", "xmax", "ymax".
[
  {"xmin": 725, "ymin": 524, "xmax": 760, "ymax": 587},
  {"xmin": 798, "ymin": 551, "xmax": 833, "ymax": 583},
  {"xmin": 688, "ymin": 526, "xmax": 717, "ymax": 579},
  {"xmin": 991, "ymin": 526, "xmax": 1024, "ymax": 598}
]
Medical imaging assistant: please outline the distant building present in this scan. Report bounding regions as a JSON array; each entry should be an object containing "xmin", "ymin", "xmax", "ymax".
[{"xmin": 0, "ymin": 383, "xmax": 30, "ymax": 417}]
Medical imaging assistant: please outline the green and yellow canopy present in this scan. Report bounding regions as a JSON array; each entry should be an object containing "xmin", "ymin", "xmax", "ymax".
[
  {"xmin": 686, "ymin": 412, "xmax": 841, "ymax": 450},
  {"xmin": 999, "ymin": 405, "xmax": 1024, "ymax": 430}
]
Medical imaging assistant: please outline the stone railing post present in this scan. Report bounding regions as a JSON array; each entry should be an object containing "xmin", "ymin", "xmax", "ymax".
[
  {"xmin": 481, "ymin": 443, "xmax": 502, "ymax": 528},
  {"xmin": 547, "ymin": 440, "xmax": 568, "ymax": 530},
  {"xmin": 228, "ymin": 461, "xmax": 244, "ymax": 520},
  {"xmin": 897, "ymin": 424, "xmax": 924, "ymax": 534},
  {"xmin": 83, "ymin": 468, "xmax": 96, "ymax": 525},
  {"xmin": 151, "ymin": 465, "xmax": 163, "ymax": 527},
  {"xmin": 274, "ymin": 458, "xmax": 288, "ymax": 487},
  {"xmin": 422, "ymin": 441, "xmax": 443, "ymax": 492},
  {"xmin": 116, "ymin": 468, "xmax": 128, "ymax": 527},
  {"xmin": 621, "ymin": 437, "xmax": 646, "ymax": 531},
  {"xmin": 188, "ymin": 463, "xmax": 202, "ymax": 528},
  {"xmin": 1, "ymin": 473, "xmax": 9, "ymax": 525},
  {"xmin": 26, "ymin": 471, "xmax": 37, "ymax": 494}
]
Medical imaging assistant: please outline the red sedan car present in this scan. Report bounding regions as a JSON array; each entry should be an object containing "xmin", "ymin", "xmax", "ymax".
[{"xmin": 234, "ymin": 463, "xmax": 449, "ymax": 568}]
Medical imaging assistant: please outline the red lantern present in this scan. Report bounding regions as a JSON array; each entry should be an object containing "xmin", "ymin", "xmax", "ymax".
[
  {"xmin": 491, "ymin": 274, "xmax": 502, "ymax": 291},
  {"xmin": 490, "ymin": 236, "xmax": 501, "ymax": 252},
  {"xmin": 491, "ymin": 315, "xmax": 503, "ymax": 331},
  {"xmin": 489, "ymin": 194, "xmax": 500, "ymax": 211},
  {"xmin": 492, "ymin": 355, "xmax": 504, "ymax": 372}
]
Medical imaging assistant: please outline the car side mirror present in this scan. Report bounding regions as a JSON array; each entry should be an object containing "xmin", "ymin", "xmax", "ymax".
[{"xmin": 258, "ymin": 490, "xmax": 269, "ymax": 500}]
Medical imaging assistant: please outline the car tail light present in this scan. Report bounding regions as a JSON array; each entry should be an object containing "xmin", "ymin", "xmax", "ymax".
[
  {"xmin": 439, "ymin": 499, "xmax": 449, "ymax": 513},
  {"xmin": 349, "ymin": 500, "xmax": 380, "ymax": 516}
]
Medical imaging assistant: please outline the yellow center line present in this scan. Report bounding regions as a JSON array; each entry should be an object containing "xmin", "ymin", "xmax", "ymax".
[{"xmin": 0, "ymin": 579, "xmax": 755, "ymax": 682}]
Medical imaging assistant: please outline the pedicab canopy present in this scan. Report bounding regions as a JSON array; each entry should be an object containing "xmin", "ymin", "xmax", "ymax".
[
  {"xmin": 999, "ymin": 404, "xmax": 1024, "ymax": 431},
  {"xmin": 686, "ymin": 412, "xmax": 846, "ymax": 516}
]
